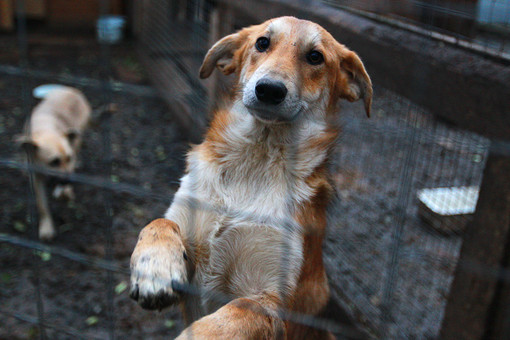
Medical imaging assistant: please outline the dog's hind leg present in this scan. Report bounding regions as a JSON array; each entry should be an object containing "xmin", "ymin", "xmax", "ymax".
[
  {"xmin": 176, "ymin": 294, "xmax": 286, "ymax": 340},
  {"xmin": 34, "ymin": 175, "xmax": 56, "ymax": 240},
  {"xmin": 130, "ymin": 218, "xmax": 190, "ymax": 310}
]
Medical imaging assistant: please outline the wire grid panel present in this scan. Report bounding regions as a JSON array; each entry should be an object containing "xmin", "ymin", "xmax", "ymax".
[
  {"xmin": 0, "ymin": 0, "xmax": 506, "ymax": 339},
  {"xmin": 323, "ymin": 0, "xmax": 510, "ymax": 55},
  {"xmin": 0, "ymin": 63, "xmax": 188, "ymax": 340},
  {"xmin": 324, "ymin": 87, "xmax": 489, "ymax": 338},
  {"xmin": 0, "ymin": 1, "xmax": 184, "ymax": 339},
  {"xmin": 0, "ymin": 1, "xmax": 122, "ymax": 337},
  {"xmin": 135, "ymin": 0, "xmax": 211, "ymax": 135},
  {"xmin": 1, "ymin": 0, "xmax": 365, "ymax": 338},
  {"xmin": 133, "ymin": 2, "xmax": 495, "ymax": 338}
]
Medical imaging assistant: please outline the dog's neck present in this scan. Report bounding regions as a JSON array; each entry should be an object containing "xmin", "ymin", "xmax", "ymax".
[
  {"xmin": 199, "ymin": 100, "xmax": 337, "ymax": 187},
  {"xmin": 206, "ymin": 100, "xmax": 335, "ymax": 153}
]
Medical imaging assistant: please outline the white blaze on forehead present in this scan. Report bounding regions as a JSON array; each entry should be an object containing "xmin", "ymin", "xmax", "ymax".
[
  {"xmin": 267, "ymin": 17, "xmax": 292, "ymax": 36},
  {"xmin": 298, "ymin": 23, "xmax": 322, "ymax": 51},
  {"xmin": 267, "ymin": 18, "xmax": 322, "ymax": 50},
  {"xmin": 306, "ymin": 25, "xmax": 322, "ymax": 49}
]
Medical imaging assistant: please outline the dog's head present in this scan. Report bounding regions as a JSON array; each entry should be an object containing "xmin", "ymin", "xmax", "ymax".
[
  {"xmin": 16, "ymin": 130, "xmax": 78, "ymax": 173},
  {"xmin": 200, "ymin": 16, "xmax": 372, "ymax": 124}
]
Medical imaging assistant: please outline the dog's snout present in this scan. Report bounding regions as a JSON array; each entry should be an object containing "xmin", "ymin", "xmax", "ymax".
[{"xmin": 255, "ymin": 79, "xmax": 287, "ymax": 105}]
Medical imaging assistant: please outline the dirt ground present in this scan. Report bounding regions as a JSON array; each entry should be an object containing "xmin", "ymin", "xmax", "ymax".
[{"xmin": 0, "ymin": 30, "xmax": 188, "ymax": 339}]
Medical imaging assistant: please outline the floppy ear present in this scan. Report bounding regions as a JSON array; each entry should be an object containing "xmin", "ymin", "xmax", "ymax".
[
  {"xmin": 66, "ymin": 128, "xmax": 80, "ymax": 144},
  {"xmin": 14, "ymin": 135, "xmax": 38, "ymax": 154},
  {"xmin": 199, "ymin": 32, "xmax": 242, "ymax": 79},
  {"xmin": 337, "ymin": 51, "xmax": 373, "ymax": 117}
]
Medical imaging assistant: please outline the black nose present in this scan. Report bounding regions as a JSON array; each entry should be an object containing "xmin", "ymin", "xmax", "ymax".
[{"xmin": 255, "ymin": 79, "xmax": 287, "ymax": 105}]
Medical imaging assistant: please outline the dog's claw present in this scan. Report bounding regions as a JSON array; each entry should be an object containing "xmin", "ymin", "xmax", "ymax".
[
  {"xmin": 129, "ymin": 284, "xmax": 139, "ymax": 301},
  {"xmin": 137, "ymin": 289, "xmax": 180, "ymax": 311},
  {"xmin": 171, "ymin": 279, "xmax": 186, "ymax": 294},
  {"xmin": 132, "ymin": 285, "xmax": 182, "ymax": 310},
  {"xmin": 130, "ymin": 251, "xmax": 187, "ymax": 310},
  {"xmin": 130, "ymin": 266, "xmax": 187, "ymax": 310},
  {"xmin": 130, "ymin": 279, "xmax": 182, "ymax": 311}
]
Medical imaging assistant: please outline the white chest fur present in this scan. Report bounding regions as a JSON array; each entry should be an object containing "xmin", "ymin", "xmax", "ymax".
[{"xmin": 164, "ymin": 111, "xmax": 328, "ymax": 314}]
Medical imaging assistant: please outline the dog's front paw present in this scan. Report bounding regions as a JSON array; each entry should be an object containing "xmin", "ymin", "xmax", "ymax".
[
  {"xmin": 53, "ymin": 184, "xmax": 75, "ymax": 201},
  {"xmin": 130, "ymin": 249, "xmax": 188, "ymax": 310},
  {"xmin": 39, "ymin": 216, "xmax": 56, "ymax": 241},
  {"xmin": 130, "ymin": 219, "xmax": 189, "ymax": 310}
]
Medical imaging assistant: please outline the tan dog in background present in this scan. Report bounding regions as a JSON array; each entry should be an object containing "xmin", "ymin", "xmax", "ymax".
[
  {"xmin": 130, "ymin": 16, "xmax": 372, "ymax": 339},
  {"xmin": 17, "ymin": 86, "xmax": 91, "ymax": 240}
]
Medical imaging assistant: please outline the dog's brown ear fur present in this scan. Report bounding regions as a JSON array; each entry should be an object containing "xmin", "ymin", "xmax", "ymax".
[
  {"xmin": 336, "ymin": 49, "xmax": 373, "ymax": 117},
  {"xmin": 199, "ymin": 33, "xmax": 242, "ymax": 79}
]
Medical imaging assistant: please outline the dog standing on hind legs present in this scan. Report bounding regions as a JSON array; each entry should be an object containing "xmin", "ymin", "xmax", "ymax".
[
  {"xmin": 130, "ymin": 16, "xmax": 372, "ymax": 339},
  {"xmin": 16, "ymin": 85, "xmax": 91, "ymax": 240}
]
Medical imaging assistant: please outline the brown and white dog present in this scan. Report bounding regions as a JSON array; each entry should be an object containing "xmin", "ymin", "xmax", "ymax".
[
  {"xmin": 17, "ymin": 86, "xmax": 91, "ymax": 240},
  {"xmin": 130, "ymin": 16, "xmax": 372, "ymax": 339}
]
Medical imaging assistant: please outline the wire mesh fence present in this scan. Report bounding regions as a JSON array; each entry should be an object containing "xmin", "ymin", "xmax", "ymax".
[
  {"xmin": 324, "ymin": 0, "xmax": 510, "ymax": 57},
  {"xmin": 0, "ymin": 0, "xmax": 509, "ymax": 339},
  {"xmin": 325, "ymin": 88, "xmax": 490, "ymax": 338}
]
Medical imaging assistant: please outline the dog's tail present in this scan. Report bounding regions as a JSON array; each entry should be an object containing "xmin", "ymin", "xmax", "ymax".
[{"xmin": 32, "ymin": 84, "xmax": 69, "ymax": 99}]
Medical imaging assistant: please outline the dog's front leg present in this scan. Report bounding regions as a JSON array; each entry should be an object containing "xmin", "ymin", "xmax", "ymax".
[
  {"xmin": 130, "ymin": 218, "xmax": 190, "ymax": 310},
  {"xmin": 33, "ymin": 175, "xmax": 56, "ymax": 240},
  {"xmin": 176, "ymin": 295, "xmax": 286, "ymax": 340}
]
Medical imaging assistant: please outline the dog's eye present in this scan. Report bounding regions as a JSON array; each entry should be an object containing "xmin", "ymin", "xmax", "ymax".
[
  {"xmin": 49, "ymin": 158, "xmax": 61, "ymax": 167},
  {"xmin": 306, "ymin": 50, "xmax": 324, "ymax": 65},
  {"xmin": 255, "ymin": 37, "xmax": 270, "ymax": 52}
]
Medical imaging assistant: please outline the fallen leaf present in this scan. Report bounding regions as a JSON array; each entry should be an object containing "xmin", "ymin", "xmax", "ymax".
[
  {"xmin": 85, "ymin": 316, "xmax": 99, "ymax": 326},
  {"xmin": 115, "ymin": 281, "xmax": 128, "ymax": 295}
]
